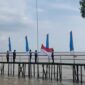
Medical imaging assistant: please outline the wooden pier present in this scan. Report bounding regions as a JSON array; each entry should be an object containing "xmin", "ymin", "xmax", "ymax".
[
  {"xmin": 0, "ymin": 52, "xmax": 85, "ymax": 84},
  {"xmin": 0, "ymin": 62, "xmax": 84, "ymax": 83}
]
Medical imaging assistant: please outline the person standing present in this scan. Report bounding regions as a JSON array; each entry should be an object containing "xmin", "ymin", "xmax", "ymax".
[
  {"xmin": 29, "ymin": 49, "xmax": 32, "ymax": 62},
  {"xmin": 35, "ymin": 50, "xmax": 39, "ymax": 78},
  {"xmin": 13, "ymin": 50, "xmax": 16, "ymax": 76},
  {"xmin": 51, "ymin": 50, "xmax": 54, "ymax": 63},
  {"xmin": 35, "ymin": 50, "xmax": 38, "ymax": 63},
  {"xmin": 13, "ymin": 50, "xmax": 16, "ymax": 62},
  {"xmin": 6, "ymin": 50, "xmax": 9, "ymax": 76},
  {"xmin": 6, "ymin": 50, "xmax": 9, "ymax": 62},
  {"xmin": 33, "ymin": 50, "xmax": 37, "ymax": 77}
]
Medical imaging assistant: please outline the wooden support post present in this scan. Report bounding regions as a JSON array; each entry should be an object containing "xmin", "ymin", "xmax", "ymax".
[
  {"xmin": 3, "ymin": 63, "xmax": 4, "ymax": 75},
  {"xmin": 60, "ymin": 65, "xmax": 62, "ymax": 82},
  {"xmin": 49, "ymin": 64, "xmax": 50, "ymax": 79},
  {"xmin": 76, "ymin": 65, "xmax": 79, "ymax": 83},
  {"xmin": 24, "ymin": 64, "xmax": 26, "ymax": 78},
  {"xmin": 42, "ymin": 64, "xmax": 44, "ymax": 79},
  {"xmin": 21, "ymin": 64, "xmax": 24, "ymax": 78},
  {"xmin": 73, "ymin": 65, "xmax": 75, "ymax": 82},
  {"xmin": 33, "ymin": 64, "xmax": 35, "ymax": 77},
  {"xmin": 59, "ymin": 65, "xmax": 60, "ymax": 81},
  {"xmin": 30, "ymin": 64, "xmax": 32, "ymax": 78},
  {"xmin": 28, "ymin": 63, "xmax": 29, "ymax": 77},
  {"xmin": 22, "ymin": 64, "xmax": 25, "ymax": 78},
  {"xmin": 37, "ymin": 57, "xmax": 39, "ymax": 78},
  {"xmin": 28, "ymin": 57, "xmax": 32, "ymax": 78},
  {"xmin": 28, "ymin": 63, "xmax": 31, "ymax": 78},
  {"xmin": 8, "ymin": 63, "xmax": 9, "ymax": 76},
  {"xmin": 57, "ymin": 65, "xmax": 59, "ymax": 81},
  {"xmin": 45, "ymin": 65, "xmax": 48, "ymax": 79},
  {"xmin": 80, "ymin": 66, "xmax": 82, "ymax": 84},
  {"xmin": 37, "ymin": 64, "xmax": 39, "ymax": 78},
  {"xmin": 18, "ymin": 64, "xmax": 26, "ymax": 78},
  {"xmin": 1, "ymin": 65, "xmax": 2, "ymax": 75},
  {"xmin": 74, "ymin": 65, "xmax": 77, "ymax": 82},
  {"xmin": 54, "ymin": 65, "xmax": 55, "ymax": 79},
  {"xmin": 42, "ymin": 64, "xmax": 48, "ymax": 80},
  {"xmin": 18, "ymin": 64, "xmax": 20, "ymax": 78},
  {"xmin": 1, "ymin": 63, "xmax": 4, "ymax": 75},
  {"xmin": 51, "ymin": 64, "xmax": 53, "ymax": 80},
  {"xmin": 59, "ymin": 65, "xmax": 61, "ymax": 82},
  {"xmin": 13, "ymin": 63, "xmax": 15, "ymax": 76}
]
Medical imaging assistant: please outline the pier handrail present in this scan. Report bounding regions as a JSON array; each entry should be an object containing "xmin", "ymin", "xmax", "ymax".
[{"xmin": 0, "ymin": 52, "xmax": 85, "ymax": 56}]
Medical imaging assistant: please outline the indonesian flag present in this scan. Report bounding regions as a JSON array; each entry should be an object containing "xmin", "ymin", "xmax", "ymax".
[{"xmin": 41, "ymin": 44, "xmax": 54, "ymax": 56}]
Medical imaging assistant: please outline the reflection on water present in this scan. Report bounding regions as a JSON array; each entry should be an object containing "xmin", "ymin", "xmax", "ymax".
[{"xmin": 0, "ymin": 76, "xmax": 84, "ymax": 85}]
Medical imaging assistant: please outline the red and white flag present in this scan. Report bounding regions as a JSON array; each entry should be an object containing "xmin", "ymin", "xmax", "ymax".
[{"xmin": 41, "ymin": 44, "xmax": 54, "ymax": 56}]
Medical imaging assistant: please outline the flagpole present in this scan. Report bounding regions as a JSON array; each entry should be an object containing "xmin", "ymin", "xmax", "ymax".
[
  {"xmin": 36, "ymin": 0, "xmax": 39, "ymax": 78},
  {"xmin": 36, "ymin": 0, "xmax": 39, "ymax": 52}
]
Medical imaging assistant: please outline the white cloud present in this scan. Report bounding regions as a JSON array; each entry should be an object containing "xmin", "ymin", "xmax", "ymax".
[
  {"xmin": 0, "ymin": 0, "xmax": 85, "ymax": 52},
  {"xmin": 50, "ymin": 3, "xmax": 79, "ymax": 12},
  {"xmin": 0, "ymin": 0, "xmax": 35, "ymax": 32},
  {"xmin": 38, "ymin": 8, "xmax": 45, "ymax": 13}
]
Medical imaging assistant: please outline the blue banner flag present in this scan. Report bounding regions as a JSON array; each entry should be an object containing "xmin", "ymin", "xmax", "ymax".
[
  {"xmin": 46, "ymin": 34, "xmax": 49, "ymax": 48},
  {"xmin": 25, "ymin": 36, "xmax": 29, "ymax": 52},
  {"xmin": 70, "ymin": 31, "xmax": 74, "ymax": 51},
  {"xmin": 8, "ymin": 37, "xmax": 11, "ymax": 51}
]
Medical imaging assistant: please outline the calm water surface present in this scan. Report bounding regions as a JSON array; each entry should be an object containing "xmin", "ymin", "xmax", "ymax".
[{"xmin": 0, "ymin": 76, "xmax": 84, "ymax": 85}]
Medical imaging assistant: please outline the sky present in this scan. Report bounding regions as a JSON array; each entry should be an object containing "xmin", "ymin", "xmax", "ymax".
[{"xmin": 0, "ymin": 0, "xmax": 84, "ymax": 52}]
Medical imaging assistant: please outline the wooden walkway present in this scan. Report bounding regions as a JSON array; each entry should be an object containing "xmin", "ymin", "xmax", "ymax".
[
  {"xmin": 0, "ymin": 52, "xmax": 85, "ymax": 84},
  {"xmin": 0, "ymin": 62, "xmax": 85, "ymax": 84}
]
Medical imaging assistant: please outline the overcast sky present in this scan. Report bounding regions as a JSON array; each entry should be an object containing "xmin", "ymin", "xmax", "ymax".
[{"xmin": 0, "ymin": 0, "xmax": 85, "ymax": 52}]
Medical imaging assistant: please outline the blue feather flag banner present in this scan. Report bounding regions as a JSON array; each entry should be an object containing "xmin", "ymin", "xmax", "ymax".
[
  {"xmin": 46, "ymin": 34, "xmax": 49, "ymax": 48},
  {"xmin": 25, "ymin": 36, "xmax": 29, "ymax": 52},
  {"xmin": 8, "ymin": 37, "xmax": 11, "ymax": 51},
  {"xmin": 70, "ymin": 31, "xmax": 74, "ymax": 51}
]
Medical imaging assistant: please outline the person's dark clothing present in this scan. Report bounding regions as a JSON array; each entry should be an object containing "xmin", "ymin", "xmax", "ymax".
[
  {"xmin": 29, "ymin": 50, "xmax": 32, "ymax": 62},
  {"xmin": 51, "ymin": 51, "xmax": 54, "ymax": 63},
  {"xmin": 13, "ymin": 50, "xmax": 16, "ymax": 62},
  {"xmin": 35, "ymin": 50, "xmax": 37, "ymax": 63},
  {"xmin": 6, "ymin": 51, "xmax": 9, "ymax": 62}
]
